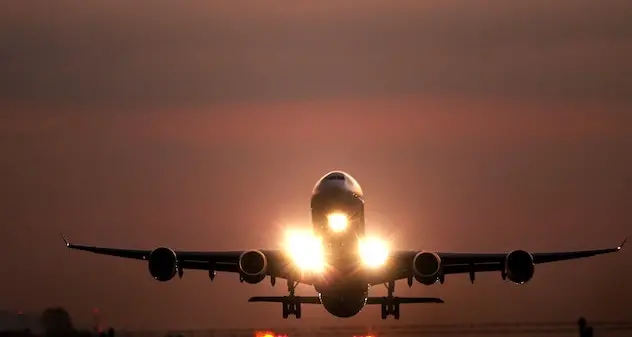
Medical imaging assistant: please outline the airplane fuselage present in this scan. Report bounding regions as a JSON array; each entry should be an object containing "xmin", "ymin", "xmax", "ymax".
[{"xmin": 310, "ymin": 171, "xmax": 369, "ymax": 317}]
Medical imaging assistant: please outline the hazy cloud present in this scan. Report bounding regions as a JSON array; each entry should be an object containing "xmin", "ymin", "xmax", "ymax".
[{"xmin": 1, "ymin": 0, "xmax": 631, "ymax": 109}]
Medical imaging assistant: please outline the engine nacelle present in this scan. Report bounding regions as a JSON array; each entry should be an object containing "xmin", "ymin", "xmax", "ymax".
[
  {"xmin": 414, "ymin": 275, "xmax": 438, "ymax": 285},
  {"xmin": 413, "ymin": 251, "xmax": 442, "ymax": 280},
  {"xmin": 240, "ymin": 273, "xmax": 266, "ymax": 284},
  {"xmin": 504, "ymin": 249, "xmax": 535, "ymax": 284},
  {"xmin": 148, "ymin": 247, "xmax": 178, "ymax": 282},
  {"xmin": 238, "ymin": 250, "xmax": 268, "ymax": 284}
]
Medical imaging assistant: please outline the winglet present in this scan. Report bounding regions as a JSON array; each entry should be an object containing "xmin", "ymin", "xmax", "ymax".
[
  {"xmin": 60, "ymin": 234, "xmax": 70, "ymax": 247},
  {"xmin": 618, "ymin": 237, "xmax": 628, "ymax": 251}
]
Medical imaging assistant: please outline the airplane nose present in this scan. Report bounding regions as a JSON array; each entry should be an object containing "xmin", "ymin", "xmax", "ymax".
[
  {"xmin": 312, "ymin": 171, "xmax": 363, "ymax": 198},
  {"xmin": 313, "ymin": 180, "xmax": 351, "ymax": 196}
]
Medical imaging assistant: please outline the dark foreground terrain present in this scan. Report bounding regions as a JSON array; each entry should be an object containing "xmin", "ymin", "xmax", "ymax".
[{"xmin": 2, "ymin": 307, "xmax": 631, "ymax": 337}]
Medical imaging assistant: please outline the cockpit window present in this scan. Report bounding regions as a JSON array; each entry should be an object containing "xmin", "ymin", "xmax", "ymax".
[{"xmin": 325, "ymin": 174, "xmax": 345, "ymax": 181}]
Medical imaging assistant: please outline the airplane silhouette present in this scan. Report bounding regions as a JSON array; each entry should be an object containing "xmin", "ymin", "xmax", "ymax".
[{"xmin": 63, "ymin": 170, "xmax": 627, "ymax": 319}]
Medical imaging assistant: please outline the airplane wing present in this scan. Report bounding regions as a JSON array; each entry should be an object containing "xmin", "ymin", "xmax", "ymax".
[
  {"xmin": 61, "ymin": 235, "xmax": 310, "ymax": 284},
  {"xmin": 63, "ymin": 235, "xmax": 625, "ymax": 287},
  {"xmin": 370, "ymin": 238, "xmax": 627, "ymax": 285}
]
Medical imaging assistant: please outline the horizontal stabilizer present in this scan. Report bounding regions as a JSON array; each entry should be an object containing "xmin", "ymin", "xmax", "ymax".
[
  {"xmin": 249, "ymin": 296, "xmax": 443, "ymax": 305},
  {"xmin": 249, "ymin": 296, "xmax": 321, "ymax": 304},
  {"xmin": 366, "ymin": 297, "xmax": 444, "ymax": 304}
]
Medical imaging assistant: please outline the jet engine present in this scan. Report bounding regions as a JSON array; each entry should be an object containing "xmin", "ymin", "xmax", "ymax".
[
  {"xmin": 148, "ymin": 247, "xmax": 178, "ymax": 282},
  {"xmin": 415, "ymin": 275, "xmax": 439, "ymax": 285},
  {"xmin": 238, "ymin": 250, "xmax": 268, "ymax": 284},
  {"xmin": 413, "ymin": 252, "xmax": 442, "ymax": 284},
  {"xmin": 504, "ymin": 250, "xmax": 535, "ymax": 284}
]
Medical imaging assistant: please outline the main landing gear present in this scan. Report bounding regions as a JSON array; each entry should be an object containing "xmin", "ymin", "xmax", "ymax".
[
  {"xmin": 282, "ymin": 280, "xmax": 302, "ymax": 319},
  {"xmin": 381, "ymin": 281, "xmax": 400, "ymax": 319}
]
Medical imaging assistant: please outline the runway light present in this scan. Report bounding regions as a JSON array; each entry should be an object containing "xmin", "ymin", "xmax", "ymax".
[
  {"xmin": 285, "ymin": 230, "xmax": 325, "ymax": 272},
  {"xmin": 359, "ymin": 237, "xmax": 389, "ymax": 268},
  {"xmin": 327, "ymin": 213, "xmax": 348, "ymax": 232},
  {"xmin": 256, "ymin": 331, "xmax": 285, "ymax": 337}
]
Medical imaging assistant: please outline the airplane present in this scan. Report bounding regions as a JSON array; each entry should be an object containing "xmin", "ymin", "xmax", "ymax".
[{"xmin": 63, "ymin": 170, "xmax": 627, "ymax": 320}]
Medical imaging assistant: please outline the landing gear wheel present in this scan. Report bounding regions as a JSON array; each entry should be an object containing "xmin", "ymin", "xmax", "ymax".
[
  {"xmin": 282, "ymin": 303, "xmax": 289, "ymax": 319},
  {"xmin": 393, "ymin": 304, "xmax": 400, "ymax": 320},
  {"xmin": 282, "ymin": 300, "xmax": 301, "ymax": 319},
  {"xmin": 380, "ymin": 303, "xmax": 388, "ymax": 319},
  {"xmin": 380, "ymin": 304, "xmax": 400, "ymax": 319}
]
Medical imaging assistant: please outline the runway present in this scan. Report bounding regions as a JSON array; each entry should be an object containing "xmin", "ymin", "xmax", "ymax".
[{"xmin": 117, "ymin": 320, "xmax": 632, "ymax": 337}]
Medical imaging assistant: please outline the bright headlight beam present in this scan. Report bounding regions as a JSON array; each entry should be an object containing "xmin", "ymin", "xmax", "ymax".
[
  {"xmin": 359, "ymin": 237, "xmax": 390, "ymax": 268},
  {"xmin": 284, "ymin": 230, "xmax": 325, "ymax": 273},
  {"xmin": 327, "ymin": 213, "xmax": 348, "ymax": 232}
]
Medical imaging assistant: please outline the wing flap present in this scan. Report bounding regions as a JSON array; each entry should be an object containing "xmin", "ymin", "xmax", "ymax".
[
  {"xmin": 179, "ymin": 260, "xmax": 239, "ymax": 273},
  {"xmin": 443, "ymin": 263, "xmax": 500, "ymax": 274},
  {"xmin": 249, "ymin": 296, "xmax": 321, "ymax": 304},
  {"xmin": 366, "ymin": 297, "xmax": 444, "ymax": 304}
]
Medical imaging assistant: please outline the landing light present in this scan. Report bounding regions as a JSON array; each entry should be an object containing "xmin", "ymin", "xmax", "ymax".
[
  {"xmin": 359, "ymin": 237, "xmax": 389, "ymax": 268},
  {"xmin": 284, "ymin": 230, "xmax": 325, "ymax": 273},
  {"xmin": 327, "ymin": 213, "xmax": 348, "ymax": 232}
]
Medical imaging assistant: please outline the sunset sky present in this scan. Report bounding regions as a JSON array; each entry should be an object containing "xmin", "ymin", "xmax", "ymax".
[{"xmin": 1, "ymin": 0, "xmax": 631, "ymax": 330}]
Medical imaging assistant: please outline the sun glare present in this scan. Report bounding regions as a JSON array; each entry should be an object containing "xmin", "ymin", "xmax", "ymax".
[
  {"xmin": 359, "ymin": 237, "xmax": 390, "ymax": 268},
  {"xmin": 285, "ymin": 230, "xmax": 326, "ymax": 273}
]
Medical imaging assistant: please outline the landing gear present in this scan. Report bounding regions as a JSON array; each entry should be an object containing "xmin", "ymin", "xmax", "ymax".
[
  {"xmin": 381, "ymin": 302, "xmax": 400, "ymax": 320},
  {"xmin": 381, "ymin": 281, "xmax": 400, "ymax": 319},
  {"xmin": 282, "ymin": 301, "xmax": 301, "ymax": 319},
  {"xmin": 282, "ymin": 280, "xmax": 302, "ymax": 319}
]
